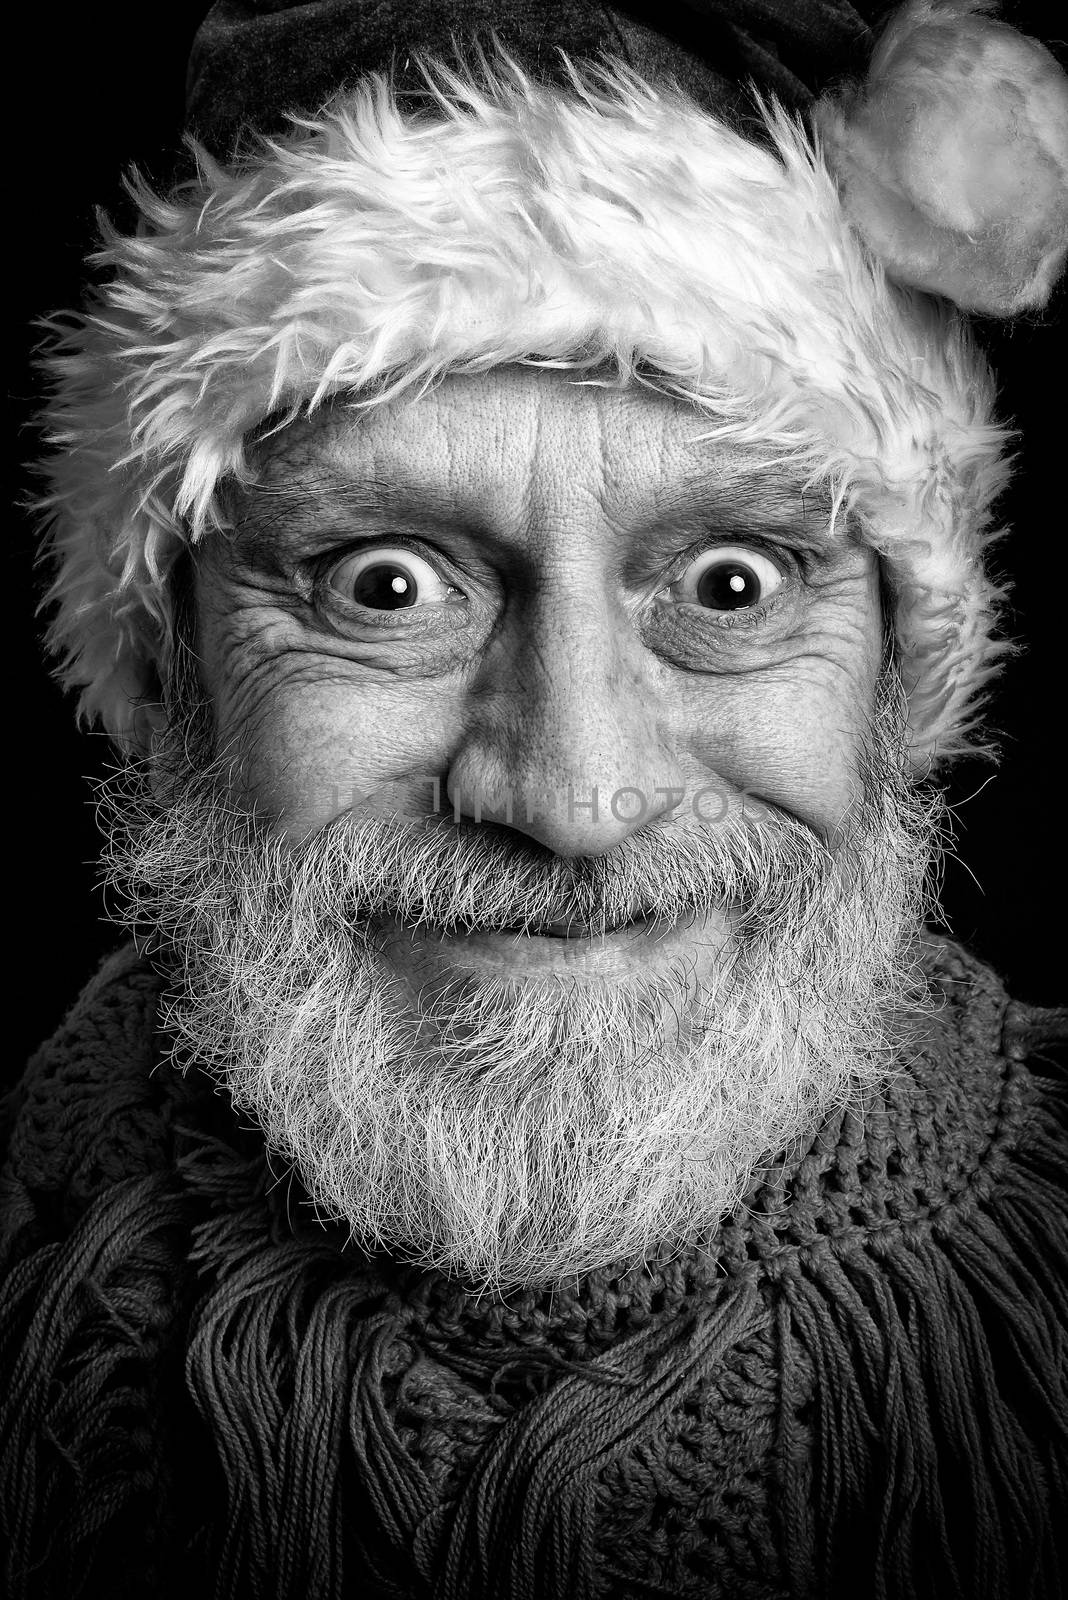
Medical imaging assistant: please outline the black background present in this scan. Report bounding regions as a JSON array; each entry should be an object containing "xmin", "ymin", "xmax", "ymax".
[{"xmin": 10, "ymin": 2, "xmax": 1066, "ymax": 1070}]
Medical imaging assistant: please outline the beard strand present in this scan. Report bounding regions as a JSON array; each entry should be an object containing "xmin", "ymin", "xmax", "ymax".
[{"xmin": 99, "ymin": 673, "xmax": 942, "ymax": 1295}]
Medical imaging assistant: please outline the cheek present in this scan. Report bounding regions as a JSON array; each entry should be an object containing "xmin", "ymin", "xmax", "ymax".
[
  {"xmin": 682, "ymin": 626, "xmax": 883, "ymax": 837},
  {"xmin": 708, "ymin": 679, "xmax": 869, "ymax": 833},
  {"xmin": 193, "ymin": 586, "xmax": 462, "ymax": 838},
  {"xmin": 220, "ymin": 669, "xmax": 462, "ymax": 838}
]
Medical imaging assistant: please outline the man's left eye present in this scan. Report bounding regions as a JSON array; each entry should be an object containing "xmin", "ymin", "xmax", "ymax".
[
  {"xmin": 327, "ymin": 546, "xmax": 460, "ymax": 611},
  {"xmin": 668, "ymin": 545, "xmax": 785, "ymax": 612}
]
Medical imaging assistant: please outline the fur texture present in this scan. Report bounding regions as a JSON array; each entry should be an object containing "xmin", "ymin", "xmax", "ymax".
[
  {"xmin": 814, "ymin": 0, "xmax": 1068, "ymax": 315},
  {"xmin": 37, "ymin": 51, "xmax": 1013, "ymax": 760}
]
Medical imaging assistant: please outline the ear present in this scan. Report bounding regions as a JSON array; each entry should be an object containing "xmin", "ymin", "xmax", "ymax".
[{"xmin": 813, "ymin": 0, "xmax": 1068, "ymax": 315}]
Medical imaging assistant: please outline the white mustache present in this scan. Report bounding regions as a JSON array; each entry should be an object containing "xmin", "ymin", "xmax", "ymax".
[{"xmin": 293, "ymin": 805, "xmax": 836, "ymax": 942}]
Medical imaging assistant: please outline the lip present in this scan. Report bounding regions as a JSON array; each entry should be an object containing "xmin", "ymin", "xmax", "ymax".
[
  {"xmin": 494, "ymin": 915, "xmax": 650, "ymax": 939},
  {"xmin": 374, "ymin": 908, "xmax": 732, "ymax": 983}
]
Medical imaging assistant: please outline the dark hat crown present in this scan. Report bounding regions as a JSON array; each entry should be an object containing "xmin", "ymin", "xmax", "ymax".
[{"xmin": 186, "ymin": 0, "xmax": 883, "ymax": 156}]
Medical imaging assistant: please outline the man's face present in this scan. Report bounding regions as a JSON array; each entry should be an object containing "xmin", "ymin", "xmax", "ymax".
[
  {"xmin": 200, "ymin": 363, "xmax": 883, "ymax": 871},
  {"xmin": 117, "ymin": 366, "xmax": 935, "ymax": 1294}
]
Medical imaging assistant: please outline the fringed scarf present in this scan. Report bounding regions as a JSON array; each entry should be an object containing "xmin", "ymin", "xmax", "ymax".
[{"xmin": 1, "ymin": 938, "xmax": 1066, "ymax": 1600}]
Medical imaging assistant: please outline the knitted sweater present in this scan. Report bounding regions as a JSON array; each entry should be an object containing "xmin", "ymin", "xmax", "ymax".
[{"xmin": 1, "ymin": 939, "xmax": 1065, "ymax": 1600}]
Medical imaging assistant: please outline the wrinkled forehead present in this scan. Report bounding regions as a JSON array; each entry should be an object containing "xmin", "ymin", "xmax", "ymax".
[{"xmin": 233, "ymin": 367, "xmax": 840, "ymax": 554}]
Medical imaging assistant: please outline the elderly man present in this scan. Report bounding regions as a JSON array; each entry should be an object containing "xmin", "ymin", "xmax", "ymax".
[{"xmin": 3, "ymin": 1, "xmax": 1067, "ymax": 1596}]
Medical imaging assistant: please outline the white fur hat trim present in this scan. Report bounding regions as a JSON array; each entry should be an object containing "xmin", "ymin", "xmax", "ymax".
[{"xmin": 39, "ymin": 53, "xmax": 1012, "ymax": 762}]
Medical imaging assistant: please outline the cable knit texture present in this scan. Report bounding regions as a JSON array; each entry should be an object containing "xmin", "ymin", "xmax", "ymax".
[{"xmin": 1, "ymin": 938, "xmax": 1066, "ymax": 1599}]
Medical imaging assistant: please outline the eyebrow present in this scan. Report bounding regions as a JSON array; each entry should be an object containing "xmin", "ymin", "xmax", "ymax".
[
  {"xmin": 231, "ymin": 457, "xmax": 839, "ymax": 566},
  {"xmin": 649, "ymin": 468, "xmax": 837, "ymax": 547},
  {"xmin": 235, "ymin": 474, "xmax": 475, "ymax": 537}
]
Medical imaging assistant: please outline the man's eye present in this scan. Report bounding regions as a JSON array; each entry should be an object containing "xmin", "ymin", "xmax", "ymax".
[
  {"xmin": 327, "ymin": 547, "xmax": 460, "ymax": 611},
  {"xmin": 668, "ymin": 545, "xmax": 785, "ymax": 612}
]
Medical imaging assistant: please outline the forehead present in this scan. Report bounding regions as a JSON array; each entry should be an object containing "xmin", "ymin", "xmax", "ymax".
[{"xmin": 243, "ymin": 366, "xmax": 826, "ymax": 539}]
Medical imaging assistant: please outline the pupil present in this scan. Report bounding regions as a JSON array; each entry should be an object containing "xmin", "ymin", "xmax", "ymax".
[
  {"xmin": 353, "ymin": 563, "xmax": 417, "ymax": 610},
  {"xmin": 696, "ymin": 561, "xmax": 759, "ymax": 610}
]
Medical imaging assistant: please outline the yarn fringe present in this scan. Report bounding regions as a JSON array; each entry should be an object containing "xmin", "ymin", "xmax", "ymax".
[
  {"xmin": 773, "ymin": 1063, "xmax": 1068, "ymax": 1600},
  {"xmin": 434, "ymin": 1279, "xmax": 761, "ymax": 1600},
  {"xmin": 176, "ymin": 1145, "xmax": 767, "ymax": 1600},
  {"xmin": 2, "ymin": 1040, "xmax": 1065, "ymax": 1599},
  {"xmin": 0, "ymin": 1173, "xmax": 197, "ymax": 1599}
]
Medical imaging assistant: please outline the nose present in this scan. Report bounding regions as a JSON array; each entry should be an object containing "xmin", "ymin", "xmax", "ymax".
[{"xmin": 445, "ymin": 589, "xmax": 687, "ymax": 857}]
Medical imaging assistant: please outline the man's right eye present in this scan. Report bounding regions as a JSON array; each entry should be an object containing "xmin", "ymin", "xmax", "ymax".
[
  {"xmin": 327, "ymin": 546, "xmax": 462, "ymax": 611},
  {"xmin": 661, "ymin": 544, "xmax": 787, "ymax": 615}
]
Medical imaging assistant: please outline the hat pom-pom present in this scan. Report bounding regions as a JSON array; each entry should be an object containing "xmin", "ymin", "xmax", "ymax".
[{"xmin": 813, "ymin": 0, "xmax": 1068, "ymax": 315}]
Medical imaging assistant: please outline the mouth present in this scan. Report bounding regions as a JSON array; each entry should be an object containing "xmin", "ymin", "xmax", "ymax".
[
  {"xmin": 498, "ymin": 915, "xmax": 651, "ymax": 940},
  {"xmin": 374, "ymin": 907, "xmax": 733, "ymax": 991}
]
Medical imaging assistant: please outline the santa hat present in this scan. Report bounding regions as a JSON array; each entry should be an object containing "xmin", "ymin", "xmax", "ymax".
[{"xmin": 36, "ymin": 0, "xmax": 1068, "ymax": 762}]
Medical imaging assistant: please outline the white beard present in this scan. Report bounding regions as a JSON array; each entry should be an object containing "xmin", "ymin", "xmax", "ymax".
[{"xmin": 107, "ymin": 684, "xmax": 938, "ymax": 1295}]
